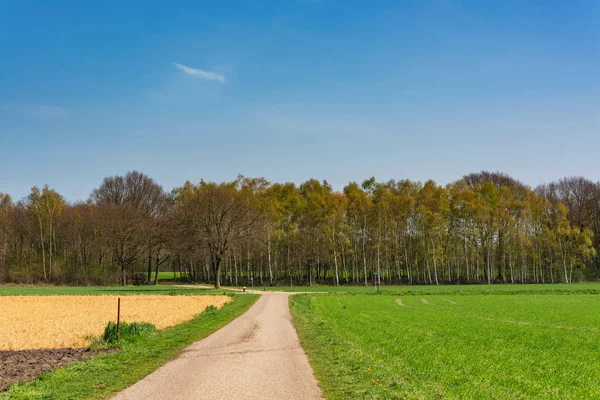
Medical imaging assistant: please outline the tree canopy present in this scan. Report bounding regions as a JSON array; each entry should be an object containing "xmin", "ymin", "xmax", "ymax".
[{"xmin": 0, "ymin": 171, "xmax": 597, "ymax": 287}]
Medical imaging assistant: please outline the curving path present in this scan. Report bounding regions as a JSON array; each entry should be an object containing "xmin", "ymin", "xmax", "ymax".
[{"xmin": 113, "ymin": 292, "xmax": 323, "ymax": 400}]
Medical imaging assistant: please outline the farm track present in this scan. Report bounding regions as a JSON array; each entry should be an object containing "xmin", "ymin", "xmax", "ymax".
[{"xmin": 113, "ymin": 292, "xmax": 323, "ymax": 400}]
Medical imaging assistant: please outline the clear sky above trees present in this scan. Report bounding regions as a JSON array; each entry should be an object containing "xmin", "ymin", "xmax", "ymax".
[{"xmin": 1, "ymin": 0, "xmax": 599, "ymax": 201}]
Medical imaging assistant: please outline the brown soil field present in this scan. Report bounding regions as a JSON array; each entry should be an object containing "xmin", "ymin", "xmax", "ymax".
[
  {"xmin": 0, "ymin": 348, "xmax": 114, "ymax": 391},
  {"xmin": 0, "ymin": 295, "xmax": 230, "ymax": 351}
]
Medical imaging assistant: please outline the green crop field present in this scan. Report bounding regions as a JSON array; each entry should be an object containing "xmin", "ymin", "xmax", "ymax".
[
  {"xmin": 264, "ymin": 282, "xmax": 600, "ymax": 295},
  {"xmin": 291, "ymin": 290, "xmax": 600, "ymax": 399}
]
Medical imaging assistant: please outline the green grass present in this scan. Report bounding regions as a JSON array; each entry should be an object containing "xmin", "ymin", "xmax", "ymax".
[
  {"xmin": 149, "ymin": 271, "xmax": 183, "ymax": 281},
  {"xmin": 267, "ymin": 282, "xmax": 600, "ymax": 295},
  {"xmin": 291, "ymin": 291, "xmax": 600, "ymax": 399},
  {"xmin": 0, "ymin": 284, "xmax": 221, "ymax": 296},
  {"xmin": 1, "ymin": 294, "xmax": 259, "ymax": 400}
]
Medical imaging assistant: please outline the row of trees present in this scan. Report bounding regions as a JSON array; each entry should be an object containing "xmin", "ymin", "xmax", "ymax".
[{"xmin": 0, "ymin": 171, "xmax": 597, "ymax": 288}]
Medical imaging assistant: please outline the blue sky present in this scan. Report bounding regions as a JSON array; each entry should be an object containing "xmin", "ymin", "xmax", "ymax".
[{"xmin": 1, "ymin": 0, "xmax": 598, "ymax": 201}]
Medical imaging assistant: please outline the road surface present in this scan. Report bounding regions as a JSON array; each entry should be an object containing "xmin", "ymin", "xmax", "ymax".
[{"xmin": 113, "ymin": 292, "xmax": 323, "ymax": 400}]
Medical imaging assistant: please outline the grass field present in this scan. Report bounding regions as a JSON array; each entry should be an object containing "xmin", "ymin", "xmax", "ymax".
[
  {"xmin": 2, "ymin": 294, "xmax": 259, "ymax": 399},
  {"xmin": 1, "ymin": 295, "xmax": 230, "ymax": 350},
  {"xmin": 291, "ymin": 290, "xmax": 600, "ymax": 399},
  {"xmin": 0, "ymin": 284, "xmax": 217, "ymax": 296},
  {"xmin": 149, "ymin": 271, "xmax": 183, "ymax": 281},
  {"xmin": 269, "ymin": 282, "xmax": 600, "ymax": 295}
]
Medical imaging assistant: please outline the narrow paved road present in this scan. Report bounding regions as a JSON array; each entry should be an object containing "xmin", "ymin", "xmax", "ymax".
[{"xmin": 113, "ymin": 292, "xmax": 323, "ymax": 400}]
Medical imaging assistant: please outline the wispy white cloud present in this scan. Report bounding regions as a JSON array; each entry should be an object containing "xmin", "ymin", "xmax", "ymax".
[{"xmin": 172, "ymin": 62, "xmax": 226, "ymax": 84}]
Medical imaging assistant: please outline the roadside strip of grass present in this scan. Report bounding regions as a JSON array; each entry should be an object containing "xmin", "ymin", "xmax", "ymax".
[
  {"xmin": 289, "ymin": 294, "xmax": 365, "ymax": 399},
  {"xmin": 1, "ymin": 294, "xmax": 259, "ymax": 400}
]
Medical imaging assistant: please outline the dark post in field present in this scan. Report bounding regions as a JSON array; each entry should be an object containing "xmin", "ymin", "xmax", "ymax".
[{"xmin": 117, "ymin": 297, "xmax": 121, "ymax": 340}]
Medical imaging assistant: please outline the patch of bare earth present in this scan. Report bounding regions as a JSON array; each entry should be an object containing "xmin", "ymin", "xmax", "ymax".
[
  {"xmin": 0, "ymin": 348, "xmax": 113, "ymax": 391},
  {"xmin": 444, "ymin": 299, "xmax": 456, "ymax": 304},
  {"xmin": 421, "ymin": 298, "xmax": 432, "ymax": 305},
  {"xmin": 396, "ymin": 298, "xmax": 404, "ymax": 306}
]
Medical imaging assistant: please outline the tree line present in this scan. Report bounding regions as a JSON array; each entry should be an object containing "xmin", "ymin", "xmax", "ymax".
[{"xmin": 0, "ymin": 171, "xmax": 598, "ymax": 288}]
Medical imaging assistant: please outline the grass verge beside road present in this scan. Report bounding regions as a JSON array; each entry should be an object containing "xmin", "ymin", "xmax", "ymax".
[{"xmin": 1, "ymin": 294, "xmax": 259, "ymax": 400}]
